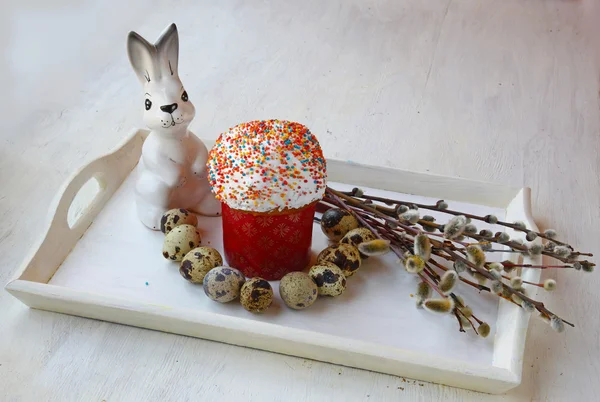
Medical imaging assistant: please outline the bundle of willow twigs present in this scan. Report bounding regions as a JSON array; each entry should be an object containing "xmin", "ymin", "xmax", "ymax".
[{"xmin": 318, "ymin": 186, "xmax": 595, "ymax": 336}]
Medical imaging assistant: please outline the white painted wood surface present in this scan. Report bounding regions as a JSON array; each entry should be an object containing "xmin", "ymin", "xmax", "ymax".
[{"xmin": 1, "ymin": 0, "xmax": 599, "ymax": 400}]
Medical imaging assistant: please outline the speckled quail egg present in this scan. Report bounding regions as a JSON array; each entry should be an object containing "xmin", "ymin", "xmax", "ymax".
[
  {"xmin": 162, "ymin": 224, "xmax": 201, "ymax": 262},
  {"xmin": 341, "ymin": 227, "xmax": 377, "ymax": 258},
  {"xmin": 308, "ymin": 264, "xmax": 347, "ymax": 297},
  {"xmin": 317, "ymin": 243, "xmax": 362, "ymax": 277},
  {"xmin": 203, "ymin": 266, "xmax": 246, "ymax": 303},
  {"xmin": 279, "ymin": 272, "xmax": 318, "ymax": 310},
  {"xmin": 161, "ymin": 208, "xmax": 198, "ymax": 234},
  {"xmin": 320, "ymin": 208, "xmax": 359, "ymax": 241},
  {"xmin": 240, "ymin": 277, "xmax": 274, "ymax": 313},
  {"xmin": 179, "ymin": 247, "xmax": 223, "ymax": 284}
]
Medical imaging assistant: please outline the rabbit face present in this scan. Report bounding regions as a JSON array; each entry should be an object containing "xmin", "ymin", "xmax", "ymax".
[
  {"xmin": 142, "ymin": 78, "xmax": 195, "ymax": 132},
  {"xmin": 128, "ymin": 24, "xmax": 195, "ymax": 133}
]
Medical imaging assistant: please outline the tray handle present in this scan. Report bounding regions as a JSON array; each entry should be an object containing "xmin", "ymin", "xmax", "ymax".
[{"xmin": 10, "ymin": 129, "xmax": 147, "ymax": 284}]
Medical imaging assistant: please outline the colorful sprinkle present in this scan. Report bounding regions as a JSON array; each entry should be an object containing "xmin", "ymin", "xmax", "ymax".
[{"xmin": 207, "ymin": 120, "xmax": 327, "ymax": 212}]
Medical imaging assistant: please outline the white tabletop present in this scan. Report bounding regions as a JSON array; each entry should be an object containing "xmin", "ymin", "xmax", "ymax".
[{"xmin": 2, "ymin": 1, "xmax": 599, "ymax": 401}]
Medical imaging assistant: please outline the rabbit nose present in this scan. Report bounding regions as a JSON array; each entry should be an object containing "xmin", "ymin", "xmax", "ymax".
[{"xmin": 160, "ymin": 103, "xmax": 178, "ymax": 114}]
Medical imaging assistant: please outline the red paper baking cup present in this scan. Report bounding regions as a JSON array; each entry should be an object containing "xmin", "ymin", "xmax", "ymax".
[{"xmin": 221, "ymin": 202, "xmax": 316, "ymax": 280}]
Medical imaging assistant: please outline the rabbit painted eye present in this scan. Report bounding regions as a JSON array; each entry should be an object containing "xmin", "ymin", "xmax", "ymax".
[
  {"xmin": 145, "ymin": 99, "xmax": 152, "ymax": 110},
  {"xmin": 181, "ymin": 91, "xmax": 188, "ymax": 102}
]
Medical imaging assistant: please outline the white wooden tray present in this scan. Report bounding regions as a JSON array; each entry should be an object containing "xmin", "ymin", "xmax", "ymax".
[{"xmin": 5, "ymin": 129, "xmax": 541, "ymax": 394}]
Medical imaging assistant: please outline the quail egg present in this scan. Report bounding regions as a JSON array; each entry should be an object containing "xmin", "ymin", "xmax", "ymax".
[
  {"xmin": 308, "ymin": 264, "xmax": 347, "ymax": 297},
  {"xmin": 203, "ymin": 266, "xmax": 246, "ymax": 303},
  {"xmin": 320, "ymin": 208, "xmax": 359, "ymax": 241},
  {"xmin": 161, "ymin": 208, "xmax": 198, "ymax": 234},
  {"xmin": 180, "ymin": 247, "xmax": 223, "ymax": 284},
  {"xmin": 240, "ymin": 277, "xmax": 274, "ymax": 313},
  {"xmin": 317, "ymin": 243, "xmax": 362, "ymax": 277},
  {"xmin": 340, "ymin": 227, "xmax": 377, "ymax": 258},
  {"xmin": 162, "ymin": 224, "xmax": 201, "ymax": 262},
  {"xmin": 279, "ymin": 272, "xmax": 318, "ymax": 310}
]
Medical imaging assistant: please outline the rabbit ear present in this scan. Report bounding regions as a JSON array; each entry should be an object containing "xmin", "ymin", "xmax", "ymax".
[
  {"xmin": 127, "ymin": 31, "xmax": 157, "ymax": 84},
  {"xmin": 155, "ymin": 23, "xmax": 179, "ymax": 76}
]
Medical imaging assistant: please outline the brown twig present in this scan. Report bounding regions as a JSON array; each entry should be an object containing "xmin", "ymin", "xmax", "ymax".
[{"xmin": 341, "ymin": 189, "xmax": 581, "ymax": 250}]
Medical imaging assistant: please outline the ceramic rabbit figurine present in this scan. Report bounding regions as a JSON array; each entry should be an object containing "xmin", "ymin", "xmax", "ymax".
[{"xmin": 127, "ymin": 23, "xmax": 220, "ymax": 230}]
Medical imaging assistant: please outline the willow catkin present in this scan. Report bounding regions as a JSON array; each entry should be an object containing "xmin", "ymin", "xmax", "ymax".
[
  {"xmin": 510, "ymin": 276, "xmax": 523, "ymax": 288},
  {"xmin": 514, "ymin": 221, "xmax": 527, "ymax": 230},
  {"xmin": 439, "ymin": 270, "xmax": 458, "ymax": 295},
  {"xmin": 497, "ymin": 232, "xmax": 511, "ymax": 243},
  {"xmin": 357, "ymin": 239, "xmax": 390, "ymax": 256},
  {"xmin": 436, "ymin": 200, "xmax": 449, "ymax": 210},
  {"xmin": 478, "ymin": 322, "xmax": 491, "ymax": 338},
  {"xmin": 443, "ymin": 215, "xmax": 468, "ymax": 239},
  {"xmin": 581, "ymin": 261, "xmax": 595, "ymax": 273},
  {"xmin": 464, "ymin": 223, "xmax": 478, "ymax": 234},
  {"xmin": 400, "ymin": 210, "xmax": 420, "ymax": 224},
  {"xmin": 521, "ymin": 300, "xmax": 535, "ymax": 312},
  {"xmin": 453, "ymin": 260, "xmax": 467, "ymax": 273},
  {"xmin": 484, "ymin": 214, "xmax": 498, "ymax": 224},
  {"xmin": 491, "ymin": 280, "xmax": 503, "ymax": 294},
  {"xmin": 466, "ymin": 245, "xmax": 486, "ymax": 268},
  {"xmin": 543, "ymin": 279, "xmax": 557, "ymax": 291},
  {"xmin": 528, "ymin": 243, "xmax": 543, "ymax": 256},
  {"xmin": 489, "ymin": 268, "xmax": 502, "ymax": 280},
  {"xmin": 554, "ymin": 246, "xmax": 571, "ymax": 257},
  {"xmin": 550, "ymin": 315, "xmax": 565, "ymax": 333},
  {"xmin": 526, "ymin": 231, "xmax": 538, "ymax": 241},
  {"xmin": 460, "ymin": 305, "xmax": 473, "ymax": 318},
  {"xmin": 405, "ymin": 255, "xmax": 425, "ymax": 274},
  {"xmin": 417, "ymin": 281, "xmax": 432, "ymax": 299},
  {"xmin": 423, "ymin": 298, "xmax": 455, "ymax": 314},
  {"xmin": 414, "ymin": 234, "xmax": 431, "ymax": 262},
  {"xmin": 488, "ymin": 262, "xmax": 503, "ymax": 271}
]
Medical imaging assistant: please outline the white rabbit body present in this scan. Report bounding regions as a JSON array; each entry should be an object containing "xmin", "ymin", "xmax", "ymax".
[{"xmin": 127, "ymin": 23, "xmax": 220, "ymax": 229}]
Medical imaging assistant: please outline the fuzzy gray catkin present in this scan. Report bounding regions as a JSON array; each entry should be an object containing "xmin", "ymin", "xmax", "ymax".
[
  {"xmin": 489, "ymin": 269, "xmax": 502, "ymax": 280},
  {"xmin": 514, "ymin": 221, "xmax": 527, "ymax": 230},
  {"xmin": 414, "ymin": 234, "xmax": 431, "ymax": 261},
  {"xmin": 416, "ymin": 281, "xmax": 432, "ymax": 300},
  {"xmin": 526, "ymin": 231, "xmax": 538, "ymax": 241},
  {"xmin": 464, "ymin": 224, "xmax": 478, "ymax": 234},
  {"xmin": 405, "ymin": 256, "xmax": 425, "ymax": 273},
  {"xmin": 488, "ymin": 262, "xmax": 503, "ymax": 271},
  {"xmin": 423, "ymin": 298, "xmax": 454, "ymax": 314},
  {"xmin": 466, "ymin": 245, "xmax": 486, "ymax": 268},
  {"xmin": 543, "ymin": 279, "xmax": 556, "ymax": 291},
  {"xmin": 478, "ymin": 322, "xmax": 491, "ymax": 338},
  {"xmin": 581, "ymin": 261, "xmax": 594, "ymax": 273},
  {"xmin": 550, "ymin": 315, "xmax": 565, "ymax": 333},
  {"xmin": 510, "ymin": 276, "xmax": 523, "ymax": 288},
  {"xmin": 479, "ymin": 229, "xmax": 493, "ymax": 238},
  {"xmin": 484, "ymin": 214, "xmax": 498, "ymax": 224},
  {"xmin": 521, "ymin": 300, "xmax": 535, "ymax": 312},
  {"xmin": 443, "ymin": 215, "xmax": 468, "ymax": 239},
  {"xmin": 454, "ymin": 260, "xmax": 467, "ymax": 273},
  {"xmin": 436, "ymin": 200, "xmax": 448, "ymax": 210},
  {"xmin": 400, "ymin": 210, "xmax": 420, "ymax": 224},
  {"xmin": 497, "ymin": 232, "xmax": 511, "ymax": 243},
  {"xmin": 357, "ymin": 239, "xmax": 391, "ymax": 256},
  {"xmin": 528, "ymin": 243, "xmax": 543, "ymax": 256},
  {"xmin": 460, "ymin": 305, "xmax": 473, "ymax": 318},
  {"xmin": 554, "ymin": 246, "xmax": 571, "ymax": 257},
  {"xmin": 439, "ymin": 271, "xmax": 458, "ymax": 295},
  {"xmin": 491, "ymin": 280, "xmax": 503, "ymax": 293}
]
